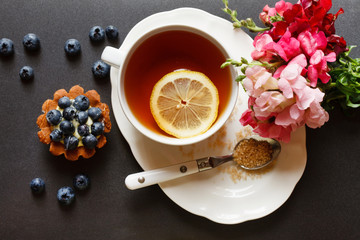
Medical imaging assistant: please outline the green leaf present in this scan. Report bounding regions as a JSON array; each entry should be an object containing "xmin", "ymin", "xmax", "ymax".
[{"xmin": 346, "ymin": 95, "xmax": 360, "ymax": 108}]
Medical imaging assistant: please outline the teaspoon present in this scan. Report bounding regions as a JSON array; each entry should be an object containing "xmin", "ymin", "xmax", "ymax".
[{"xmin": 125, "ymin": 136, "xmax": 281, "ymax": 190}]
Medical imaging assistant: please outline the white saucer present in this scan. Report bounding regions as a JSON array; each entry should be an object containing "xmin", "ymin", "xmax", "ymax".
[{"xmin": 109, "ymin": 8, "xmax": 307, "ymax": 224}]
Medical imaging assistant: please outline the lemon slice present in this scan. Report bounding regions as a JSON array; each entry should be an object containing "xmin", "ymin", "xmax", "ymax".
[{"xmin": 150, "ymin": 70, "xmax": 219, "ymax": 138}]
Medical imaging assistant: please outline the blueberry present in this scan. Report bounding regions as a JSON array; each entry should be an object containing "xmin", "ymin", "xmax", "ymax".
[
  {"xmin": 58, "ymin": 96, "xmax": 71, "ymax": 109},
  {"xmin": 63, "ymin": 106, "xmax": 77, "ymax": 120},
  {"xmin": 91, "ymin": 122, "xmax": 104, "ymax": 136},
  {"xmin": 63, "ymin": 135, "xmax": 79, "ymax": 150},
  {"xmin": 0, "ymin": 38, "xmax": 14, "ymax": 57},
  {"xmin": 88, "ymin": 107, "xmax": 102, "ymax": 121},
  {"xmin": 82, "ymin": 134, "xmax": 98, "ymax": 149},
  {"xmin": 30, "ymin": 178, "xmax": 45, "ymax": 194},
  {"xmin": 46, "ymin": 109, "xmax": 62, "ymax": 125},
  {"xmin": 77, "ymin": 111, "xmax": 88, "ymax": 125},
  {"xmin": 60, "ymin": 120, "xmax": 75, "ymax": 135},
  {"xmin": 89, "ymin": 26, "xmax": 105, "ymax": 42},
  {"xmin": 19, "ymin": 66, "xmax": 34, "ymax": 81},
  {"xmin": 50, "ymin": 129, "xmax": 63, "ymax": 142},
  {"xmin": 23, "ymin": 33, "xmax": 40, "ymax": 51},
  {"xmin": 73, "ymin": 174, "xmax": 90, "ymax": 191},
  {"xmin": 57, "ymin": 187, "xmax": 75, "ymax": 205},
  {"xmin": 92, "ymin": 60, "xmax": 110, "ymax": 79},
  {"xmin": 77, "ymin": 124, "xmax": 90, "ymax": 137},
  {"xmin": 73, "ymin": 95, "xmax": 90, "ymax": 111},
  {"xmin": 105, "ymin": 25, "xmax": 119, "ymax": 40},
  {"xmin": 64, "ymin": 39, "xmax": 81, "ymax": 56}
]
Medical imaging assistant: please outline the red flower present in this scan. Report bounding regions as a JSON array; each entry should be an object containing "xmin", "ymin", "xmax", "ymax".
[
  {"xmin": 326, "ymin": 35, "xmax": 348, "ymax": 55},
  {"xmin": 321, "ymin": 8, "xmax": 344, "ymax": 35}
]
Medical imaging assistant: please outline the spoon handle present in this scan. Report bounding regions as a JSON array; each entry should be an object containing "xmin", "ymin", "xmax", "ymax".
[{"xmin": 125, "ymin": 159, "xmax": 202, "ymax": 190}]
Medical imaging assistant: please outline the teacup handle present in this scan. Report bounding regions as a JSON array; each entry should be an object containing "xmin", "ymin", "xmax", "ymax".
[{"xmin": 101, "ymin": 46, "xmax": 123, "ymax": 69}]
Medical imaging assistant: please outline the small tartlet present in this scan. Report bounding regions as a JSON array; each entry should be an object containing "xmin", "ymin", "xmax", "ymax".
[{"xmin": 37, "ymin": 85, "xmax": 111, "ymax": 160}]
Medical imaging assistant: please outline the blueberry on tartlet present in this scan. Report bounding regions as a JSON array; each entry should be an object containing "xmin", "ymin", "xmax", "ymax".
[
  {"xmin": 88, "ymin": 107, "xmax": 102, "ymax": 121},
  {"xmin": 50, "ymin": 129, "xmax": 63, "ymax": 142},
  {"xmin": 82, "ymin": 134, "xmax": 98, "ymax": 149},
  {"xmin": 77, "ymin": 111, "xmax": 89, "ymax": 125},
  {"xmin": 73, "ymin": 95, "xmax": 90, "ymax": 111},
  {"xmin": 58, "ymin": 96, "xmax": 71, "ymax": 109},
  {"xmin": 46, "ymin": 109, "xmax": 62, "ymax": 125}
]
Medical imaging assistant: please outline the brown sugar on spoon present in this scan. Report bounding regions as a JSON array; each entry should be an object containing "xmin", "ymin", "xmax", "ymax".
[
  {"xmin": 233, "ymin": 138, "xmax": 273, "ymax": 169},
  {"xmin": 37, "ymin": 85, "xmax": 111, "ymax": 161}
]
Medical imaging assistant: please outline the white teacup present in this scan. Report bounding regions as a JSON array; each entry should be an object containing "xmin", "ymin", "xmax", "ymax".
[{"xmin": 101, "ymin": 9, "xmax": 238, "ymax": 146}]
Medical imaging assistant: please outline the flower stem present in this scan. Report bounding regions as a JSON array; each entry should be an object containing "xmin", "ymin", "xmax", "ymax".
[{"xmin": 222, "ymin": 0, "xmax": 270, "ymax": 32}]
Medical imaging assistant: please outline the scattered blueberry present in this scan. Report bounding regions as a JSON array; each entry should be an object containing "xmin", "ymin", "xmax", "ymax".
[
  {"xmin": 60, "ymin": 120, "xmax": 75, "ymax": 135},
  {"xmin": 73, "ymin": 95, "xmax": 90, "ymax": 111},
  {"xmin": 0, "ymin": 38, "xmax": 14, "ymax": 57},
  {"xmin": 63, "ymin": 106, "xmax": 77, "ymax": 120},
  {"xmin": 30, "ymin": 178, "xmax": 45, "ymax": 194},
  {"xmin": 73, "ymin": 174, "xmax": 90, "ymax": 191},
  {"xmin": 57, "ymin": 186, "xmax": 75, "ymax": 205},
  {"xmin": 58, "ymin": 96, "xmax": 71, "ymax": 109},
  {"xmin": 77, "ymin": 111, "xmax": 88, "ymax": 125},
  {"xmin": 64, "ymin": 39, "xmax": 81, "ymax": 56},
  {"xmin": 77, "ymin": 124, "xmax": 90, "ymax": 137},
  {"xmin": 50, "ymin": 129, "xmax": 63, "ymax": 142},
  {"xmin": 23, "ymin": 33, "xmax": 40, "ymax": 51},
  {"xmin": 91, "ymin": 122, "xmax": 104, "ymax": 136},
  {"xmin": 64, "ymin": 135, "xmax": 79, "ymax": 150},
  {"xmin": 19, "ymin": 66, "xmax": 34, "ymax": 81},
  {"xmin": 92, "ymin": 60, "xmax": 110, "ymax": 79},
  {"xmin": 88, "ymin": 107, "xmax": 102, "ymax": 121},
  {"xmin": 105, "ymin": 25, "xmax": 119, "ymax": 40},
  {"xmin": 82, "ymin": 134, "xmax": 98, "ymax": 149},
  {"xmin": 89, "ymin": 26, "xmax": 105, "ymax": 42},
  {"xmin": 46, "ymin": 109, "xmax": 62, "ymax": 125}
]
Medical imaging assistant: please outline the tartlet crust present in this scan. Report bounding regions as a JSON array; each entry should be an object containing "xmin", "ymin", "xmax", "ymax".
[{"xmin": 37, "ymin": 85, "xmax": 111, "ymax": 161}]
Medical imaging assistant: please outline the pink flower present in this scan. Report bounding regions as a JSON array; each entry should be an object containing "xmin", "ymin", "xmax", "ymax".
[
  {"xmin": 273, "ymin": 0, "xmax": 293, "ymax": 15},
  {"xmin": 304, "ymin": 101, "xmax": 329, "ymax": 128},
  {"xmin": 278, "ymin": 63, "xmax": 307, "ymax": 99},
  {"xmin": 254, "ymin": 122, "xmax": 293, "ymax": 143},
  {"xmin": 260, "ymin": 0, "xmax": 293, "ymax": 25},
  {"xmin": 275, "ymin": 104, "xmax": 304, "ymax": 128},
  {"xmin": 295, "ymin": 85, "xmax": 324, "ymax": 110},
  {"xmin": 273, "ymin": 53, "xmax": 307, "ymax": 78},
  {"xmin": 277, "ymin": 31, "xmax": 302, "ymax": 60},
  {"xmin": 298, "ymin": 30, "xmax": 327, "ymax": 56},
  {"xmin": 307, "ymin": 50, "xmax": 336, "ymax": 86},
  {"xmin": 242, "ymin": 59, "xmax": 329, "ymax": 141},
  {"xmin": 243, "ymin": 65, "xmax": 278, "ymax": 97},
  {"xmin": 252, "ymin": 34, "xmax": 288, "ymax": 62},
  {"xmin": 239, "ymin": 109, "xmax": 257, "ymax": 129},
  {"xmin": 253, "ymin": 91, "xmax": 294, "ymax": 118}
]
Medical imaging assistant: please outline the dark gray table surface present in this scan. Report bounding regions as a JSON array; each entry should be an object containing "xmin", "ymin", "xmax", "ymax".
[{"xmin": 1, "ymin": 0, "xmax": 359, "ymax": 239}]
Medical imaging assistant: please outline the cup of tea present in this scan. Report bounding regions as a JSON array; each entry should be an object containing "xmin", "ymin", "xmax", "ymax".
[{"xmin": 101, "ymin": 9, "xmax": 239, "ymax": 146}]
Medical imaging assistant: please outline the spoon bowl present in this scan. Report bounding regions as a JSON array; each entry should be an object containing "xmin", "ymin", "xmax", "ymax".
[{"xmin": 234, "ymin": 135, "xmax": 281, "ymax": 170}]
